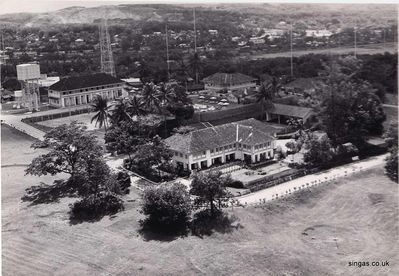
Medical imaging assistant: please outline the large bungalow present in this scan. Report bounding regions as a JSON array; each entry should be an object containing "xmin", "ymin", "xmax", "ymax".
[
  {"xmin": 164, "ymin": 118, "xmax": 278, "ymax": 172},
  {"xmin": 202, "ymin": 72, "xmax": 257, "ymax": 92},
  {"xmin": 48, "ymin": 73, "xmax": 125, "ymax": 108}
]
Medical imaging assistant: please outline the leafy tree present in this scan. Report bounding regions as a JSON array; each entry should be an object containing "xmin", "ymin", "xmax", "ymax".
[
  {"xmin": 385, "ymin": 148, "xmax": 398, "ymax": 183},
  {"xmin": 105, "ymin": 120, "xmax": 149, "ymax": 161},
  {"xmin": 25, "ymin": 122, "xmax": 103, "ymax": 184},
  {"xmin": 141, "ymin": 182, "xmax": 192, "ymax": 230},
  {"xmin": 190, "ymin": 171, "xmax": 232, "ymax": 216},
  {"xmin": 384, "ymin": 123, "xmax": 398, "ymax": 183},
  {"xmin": 303, "ymin": 134, "xmax": 335, "ymax": 167},
  {"xmin": 128, "ymin": 136, "xmax": 173, "ymax": 181},
  {"xmin": 318, "ymin": 58, "xmax": 386, "ymax": 146},
  {"xmin": 91, "ymin": 95, "xmax": 112, "ymax": 131}
]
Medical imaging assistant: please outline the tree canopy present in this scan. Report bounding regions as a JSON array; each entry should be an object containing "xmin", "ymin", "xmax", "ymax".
[{"xmin": 190, "ymin": 171, "xmax": 232, "ymax": 216}]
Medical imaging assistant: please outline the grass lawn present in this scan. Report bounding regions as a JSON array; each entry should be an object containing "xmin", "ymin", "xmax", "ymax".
[{"xmin": 2, "ymin": 124, "xmax": 398, "ymax": 275}]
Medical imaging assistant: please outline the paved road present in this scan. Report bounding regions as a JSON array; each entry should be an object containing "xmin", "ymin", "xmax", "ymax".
[
  {"xmin": 1, "ymin": 114, "xmax": 46, "ymax": 141},
  {"xmin": 237, "ymin": 154, "xmax": 388, "ymax": 205},
  {"xmin": 248, "ymin": 43, "xmax": 397, "ymax": 60},
  {"xmin": 383, "ymin": 104, "xmax": 398, "ymax": 108},
  {"xmin": 1, "ymin": 104, "xmax": 94, "ymax": 141}
]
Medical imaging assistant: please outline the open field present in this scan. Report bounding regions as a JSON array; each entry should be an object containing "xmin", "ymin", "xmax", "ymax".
[
  {"xmin": 36, "ymin": 113, "xmax": 102, "ymax": 131},
  {"xmin": 2, "ymin": 124, "xmax": 398, "ymax": 275},
  {"xmin": 249, "ymin": 42, "xmax": 398, "ymax": 60}
]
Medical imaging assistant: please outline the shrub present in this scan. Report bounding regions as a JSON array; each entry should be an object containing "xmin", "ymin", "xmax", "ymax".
[
  {"xmin": 69, "ymin": 192, "xmax": 124, "ymax": 221},
  {"xmin": 225, "ymin": 180, "xmax": 244, "ymax": 189},
  {"xmin": 141, "ymin": 182, "xmax": 191, "ymax": 231},
  {"xmin": 116, "ymin": 171, "xmax": 131, "ymax": 194}
]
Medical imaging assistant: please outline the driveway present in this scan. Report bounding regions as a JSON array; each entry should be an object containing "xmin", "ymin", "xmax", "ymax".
[{"xmin": 237, "ymin": 154, "xmax": 388, "ymax": 205}]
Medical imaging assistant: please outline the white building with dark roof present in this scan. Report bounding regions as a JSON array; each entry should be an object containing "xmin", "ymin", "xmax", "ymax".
[
  {"xmin": 48, "ymin": 73, "xmax": 124, "ymax": 108},
  {"xmin": 164, "ymin": 118, "xmax": 278, "ymax": 171}
]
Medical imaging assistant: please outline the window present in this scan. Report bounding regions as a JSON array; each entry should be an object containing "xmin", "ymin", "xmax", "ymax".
[
  {"xmin": 179, "ymin": 153, "xmax": 183, "ymax": 157},
  {"xmin": 203, "ymin": 151, "xmax": 206, "ymax": 155},
  {"xmin": 211, "ymin": 149, "xmax": 214, "ymax": 153},
  {"xmin": 185, "ymin": 155, "xmax": 188, "ymax": 159}
]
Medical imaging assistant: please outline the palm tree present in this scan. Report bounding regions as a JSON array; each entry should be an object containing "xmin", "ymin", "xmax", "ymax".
[
  {"xmin": 110, "ymin": 98, "xmax": 132, "ymax": 125},
  {"xmin": 127, "ymin": 96, "xmax": 147, "ymax": 120},
  {"xmin": 189, "ymin": 52, "xmax": 202, "ymax": 84},
  {"xmin": 91, "ymin": 95, "xmax": 112, "ymax": 131},
  {"xmin": 268, "ymin": 76, "xmax": 282, "ymax": 98},
  {"xmin": 142, "ymin": 82, "xmax": 161, "ymax": 113},
  {"xmin": 255, "ymin": 83, "xmax": 274, "ymax": 120},
  {"xmin": 158, "ymin": 82, "xmax": 176, "ymax": 137}
]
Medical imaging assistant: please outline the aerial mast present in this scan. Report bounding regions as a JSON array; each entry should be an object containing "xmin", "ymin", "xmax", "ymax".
[
  {"xmin": 290, "ymin": 22, "xmax": 294, "ymax": 77},
  {"xmin": 354, "ymin": 21, "xmax": 357, "ymax": 58},
  {"xmin": 99, "ymin": 19, "xmax": 116, "ymax": 77},
  {"xmin": 165, "ymin": 24, "xmax": 171, "ymax": 81},
  {"xmin": 193, "ymin": 8, "xmax": 197, "ymax": 53}
]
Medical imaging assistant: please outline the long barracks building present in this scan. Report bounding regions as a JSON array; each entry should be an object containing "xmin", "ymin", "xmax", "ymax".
[
  {"xmin": 48, "ymin": 73, "xmax": 125, "ymax": 108},
  {"xmin": 164, "ymin": 118, "xmax": 279, "ymax": 172}
]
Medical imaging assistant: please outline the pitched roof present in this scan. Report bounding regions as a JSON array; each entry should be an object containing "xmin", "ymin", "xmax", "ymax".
[
  {"xmin": 49, "ymin": 73, "xmax": 124, "ymax": 91},
  {"xmin": 285, "ymin": 78, "xmax": 322, "ymax": 91},
  {"xmin": 202, "ymin": 73, "xmax": 256, "ymax": 87},
  {"xmin": 164, "ymin": 118, "xmax": 277, "ymax": 154},
  {"xmin": 270, "ymin": 104, "xmax": 313, "ymax": 119}
]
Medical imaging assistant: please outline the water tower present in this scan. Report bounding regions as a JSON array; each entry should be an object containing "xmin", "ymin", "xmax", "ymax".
[{"xmin": 17, "ymin": 63, "xmax": 41, "ymax": 111}]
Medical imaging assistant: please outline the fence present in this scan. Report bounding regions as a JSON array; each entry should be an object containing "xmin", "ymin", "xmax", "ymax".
[
  {"xmin": 245, "ymin": 168, "xmax": 298, "ymax": 188},
  {"xmin": 238, "ymin": 165, "xmax": 366, "ymax": 207},
  {"xmin": 21, "ymin": 107, "xmax": 92, "ymax": 124},
  {"xmin": 248, "ymin": 169, "xmax": 311, "ymax": 192}
]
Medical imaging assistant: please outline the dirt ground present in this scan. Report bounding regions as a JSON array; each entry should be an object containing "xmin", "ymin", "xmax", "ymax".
[{"xmin": 2, "ymin": 124, "xmax": 398, "ymax": 276}]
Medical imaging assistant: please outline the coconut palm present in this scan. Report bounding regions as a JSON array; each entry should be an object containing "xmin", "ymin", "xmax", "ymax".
[
  {"xmin": 142, "ymin": 82, "xmax": 161, "ymax": 113},
  {"xmin": 91, "ymin": 95, "xmax": 112, "ymax": 131},
  {"xmin": 110, "ymin": 98, "xmax": 132, "ymax": 125},
  {"xmin": 255, "ymin": 83, "xmax": 274, "ymax": 120},
  {"xmin": 189, "ymin": 52, "xmax": 202, "ymax": 84},
  {"xmin": 267, "ymin": 76, "xmax": 282, "ymax": 98},
  {"xmin": 158, "ymin": 82, "xmax": 176, "ymax": 137},
  {"xmin": 127, "ymin": 96, "xmax": 147, "ymax": 120}
]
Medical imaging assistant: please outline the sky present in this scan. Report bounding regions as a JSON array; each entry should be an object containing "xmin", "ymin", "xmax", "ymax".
[{"xmin": 0, "ymin": 0, "xmax": 397, "ymax": 15}]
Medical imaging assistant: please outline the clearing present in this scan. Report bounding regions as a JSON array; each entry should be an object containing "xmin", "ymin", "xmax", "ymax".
[{"xmin": 2, "ymin": 124, "xmax": 398, "ymax": 275}]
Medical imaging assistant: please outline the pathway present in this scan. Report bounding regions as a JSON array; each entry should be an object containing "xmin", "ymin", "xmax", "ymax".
[
  {"xmin": 237, "ymin": 154, "xmax": 388, "ymax": 205},
  {"xmin": 1, "ymin": 114, "xmax": 46, "ymax": 141}
]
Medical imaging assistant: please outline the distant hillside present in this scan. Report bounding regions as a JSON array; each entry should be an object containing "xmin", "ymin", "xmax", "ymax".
[
  {"xmin": 0, "ymin": 3, "xmax": 396, "ymax": 29},
  {"xmin": 0, "ymin": 4, "xmax": 186, "ymax": 27}
]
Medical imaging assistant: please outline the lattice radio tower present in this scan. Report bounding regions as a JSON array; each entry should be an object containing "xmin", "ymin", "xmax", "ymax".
[{"xmin": 99, "ymin": 19, "xmax": 116, "ymax": 77}]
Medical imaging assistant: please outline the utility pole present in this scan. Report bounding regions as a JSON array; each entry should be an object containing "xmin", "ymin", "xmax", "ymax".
[
  {"xmin": 165, "ymin": 24, "xmax": 170, "ymax": 81},
  {"xmin": 290, "ymin": 23, "xmax": 294, "ymax": 77},
  {"xmin": 0, "ymin": 33, "xmax": 4, "ymax": 94},
  {"xmin": 354, "ymin": 22, "xmax": 357, "ymax": 58},
  {"xmin": 193, "ymin": 8, "xmax": 197, "ymax": 53},
  {"xmin": 99, "ymin": 19, "xmax": 116, "ymax": 77}
]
